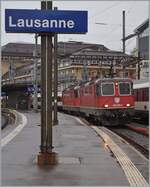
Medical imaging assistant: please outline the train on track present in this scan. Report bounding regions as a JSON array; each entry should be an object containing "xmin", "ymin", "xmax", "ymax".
[
  {"xmin": 133, "ymin": 79, "xmax": 149, "ymax": 122},
  {"xmin": 62, "ymin": 78, "xmax": 135, "ymax": 126}
]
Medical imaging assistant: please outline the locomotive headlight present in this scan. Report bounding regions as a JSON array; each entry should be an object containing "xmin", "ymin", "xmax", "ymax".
[
  {"xmin": 104, "ymin": 104, "xmax": 109, "ymax": 108},
  {"xmin": 126, "ymin": 104, "xmax": 130, "ymax": 107}
]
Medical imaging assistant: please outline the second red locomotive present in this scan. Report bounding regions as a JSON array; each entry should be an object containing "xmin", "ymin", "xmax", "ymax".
[{"xmin": 62, "ymin": 78, "xmax": 135, "ymax": 126}]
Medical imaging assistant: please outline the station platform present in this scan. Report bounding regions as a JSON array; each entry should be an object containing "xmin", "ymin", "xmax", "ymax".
[{"xmin": 1, "ymin": 111, "xmax": 148, "ymax": 186}]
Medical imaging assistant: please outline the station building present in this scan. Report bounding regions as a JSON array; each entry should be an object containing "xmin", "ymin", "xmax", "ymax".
[
  {"xmin": 58, "ymin": 44, "xmax": 137, "ymax": 90},
  {"xmin": 1, "ymin": 43, "xmax": 37, "ymax": 76},
  {"xmin": 134, "ymin": 19, "xmax": 149, "ymax": 80},
  {"xmin": 2, "ymin": 41, "xmax": 137, "ymax": 93}
]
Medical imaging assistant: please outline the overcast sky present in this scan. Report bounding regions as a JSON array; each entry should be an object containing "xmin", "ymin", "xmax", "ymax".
[{"xmin": 1, "ymin": 1, "xmax": 149, "ymax": 54}]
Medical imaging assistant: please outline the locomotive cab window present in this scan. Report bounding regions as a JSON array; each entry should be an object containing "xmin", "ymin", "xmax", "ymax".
[
  {"xmin": 119, "ymin": 82, "xmax": 131, "ymax": 95},
  {"xmin": 101, "ymin": 83, "xmax": 114, "ymax": 96}
]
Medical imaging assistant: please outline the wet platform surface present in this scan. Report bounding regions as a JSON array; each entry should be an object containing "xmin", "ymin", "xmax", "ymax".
[{"xmin": 2, "ymin": 111, "xmax": 130, "ymax": 186}]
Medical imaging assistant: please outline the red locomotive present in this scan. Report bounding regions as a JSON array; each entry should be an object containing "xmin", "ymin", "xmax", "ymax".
[{"xmin": 62, "ymin": 78, "xmax": 135, "ymax": 126}]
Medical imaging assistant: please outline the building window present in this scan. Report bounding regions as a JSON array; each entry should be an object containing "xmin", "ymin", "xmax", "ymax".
[
  {"xmin": 65, "ymin": 62, "xmax": 69, "ymax": 66},
  {"xmin": 125, "ymin": 72, "xmax": 129, "ymax": 77},
  {"xmin": 60, "ymin": 63, "xmax": 64, "ymax": 67}
]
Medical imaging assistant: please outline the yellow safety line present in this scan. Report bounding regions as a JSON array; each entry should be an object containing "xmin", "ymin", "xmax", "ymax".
[{"xmin": 91, "ymin": 126, "xmax": 148, "ymax": 187}]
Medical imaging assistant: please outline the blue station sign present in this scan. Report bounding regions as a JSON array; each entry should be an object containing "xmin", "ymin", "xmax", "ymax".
[{"xmin": 5, "ymin": 9, "xmax": 88, "ymax": 33}]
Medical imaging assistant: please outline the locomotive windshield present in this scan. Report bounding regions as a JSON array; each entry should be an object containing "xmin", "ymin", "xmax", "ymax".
[
  {"xmin": 101, "ymin": 83, "xmax": 114, "ymax": 96},
  {"xmin": 119, "ymin": 82, "xmax": 131, "ymax": 95}
]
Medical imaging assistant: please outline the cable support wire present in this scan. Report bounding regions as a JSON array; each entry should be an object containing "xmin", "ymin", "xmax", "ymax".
[
  {"xmin": 94, "ymin": 22, "xmax": 137, "ymax": 28},
  {"xmin": 126, "ymin": 37, "xmax": 136, "ymax": 47},
  {"xmin": 89, "ymin": 2, "xmax": 122, "ymax": 21}
]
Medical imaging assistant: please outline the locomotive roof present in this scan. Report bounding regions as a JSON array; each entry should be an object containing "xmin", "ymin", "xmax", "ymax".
[
  {"xmin": 63, "ymin": 78, "xmax": 133, "ymax": 92},
  {"xmin": 133, "ymin": 79, "xmax": 149, "ymax": 89},
  {"xmin": 133, "ymin": 82, "xmax": 149, "ymax": 89},
  {"xmin": 95, "ymin": 78, "xmax": 132, "ymax": 83},
  {"xmin": 133, "ymin": 80, "xmax": 149, "ymax": 89},
  {"xmin": 133, "ymin": 79, "xmax": 149, "ymax": 84}
]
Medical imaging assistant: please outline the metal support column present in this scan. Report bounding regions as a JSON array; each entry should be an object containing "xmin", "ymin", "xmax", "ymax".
[
  {"xmin": 137, "ymin": 33, "xmax": 141, "ymax": 80},
  {"xmin": 122, "ymin": 10, "xmax": 126, "ymax": 77},
  {"xmin": 46, "ymin": 1, "xmax": 53, "ymax": 151},
  {"xmin": 33, "ymin": 33, "xmax": 38, "ymax": 112},
  {"xmin": 38, "ymin": 1, "xmax": 57, "ymax": 164},
  {"xmin": 40, "ymin": 2, "xmax": 47, "ymax": 152},
  {"xmin": 53, "ymin": 6, "xmax": 58, "ymax": 126},
  {"xmin": 40, "ymin": 1, "xmax": 51, "ymax": 153},
  {"xmin": 109, "ymin": 61, "xmax": 114, "ymax": 78}
]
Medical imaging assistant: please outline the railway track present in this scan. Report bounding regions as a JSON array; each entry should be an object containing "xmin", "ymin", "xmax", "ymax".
[
  {"xmin": 108, "ymin": 126, "xmax": 149, "ymax": 159},
  {"xmin": 1, "ymin": 112, "xmax": 15, "ymax": 129},
  {"xmin": 125, "ymin": 123, "xmax": 149, "ymax": 136},
  {"xmin": 132, "ymin": 117, "xmax": 149, "ymax": 126},
  {"xmin": 80, "ymin": 116, "xmax": 149, "ymax": 159}
]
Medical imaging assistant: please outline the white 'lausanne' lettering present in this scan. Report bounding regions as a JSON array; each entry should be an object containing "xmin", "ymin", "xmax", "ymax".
[
  {"xmin": 9, "ymin": 16, "xmax": 16, "ymax": 27},
  {"xmin": 34, "ymin": 19, "xmax": 41, "ymax": 28},
  {"xmin": 9, "ymin": 16, "xmax": 75, "ymax": 29},
  {"xmin": 17, "ymin": 19, "xmax": 24, "ymax": 27}
]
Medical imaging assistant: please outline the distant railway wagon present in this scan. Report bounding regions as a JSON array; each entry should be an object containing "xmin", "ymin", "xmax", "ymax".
[
  {"xmin": 133, "ymin": 80, "xmax": 149, "ymax": 121},
  {"xmin": 31, "ymin": 92, "xmax": 62, "ymax": 109},
  {"xmin": 62, "ymin": 78, "xmax": 135, "ymax": 126}
]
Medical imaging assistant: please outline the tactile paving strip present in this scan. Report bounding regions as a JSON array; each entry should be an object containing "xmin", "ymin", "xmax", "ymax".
[{"xmin": 91, "ymin": 126, "xmax": 148, "ymax": 186}]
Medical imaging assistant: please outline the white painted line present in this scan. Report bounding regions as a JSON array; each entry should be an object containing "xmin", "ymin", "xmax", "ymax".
[
  {"xmin": 73, "ymin": 116, "xmax": 87, "ymax": 126},
  {"xmin": 91, "ymin": 126, "xmax": 148, "ymax": 186},
  {"xmin": 1, "ymin": 111, "xmax": 27, "ymax": 148}
]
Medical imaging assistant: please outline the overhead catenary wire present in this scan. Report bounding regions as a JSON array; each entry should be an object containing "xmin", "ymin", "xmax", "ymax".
[
  {"xmin": 89, "ymin": 1, "xmax": 139, "ymax": 41},
  {"xmin": 126, "ymin": 37, "xmax": 136, "ymax": 47},
  {"xmin": 60, "ymin": 2, "xmax": 142, "ymax": 54},
  {"xmin": 89, "ymin": 2, "xmax": 122, "ymax": 21}
]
